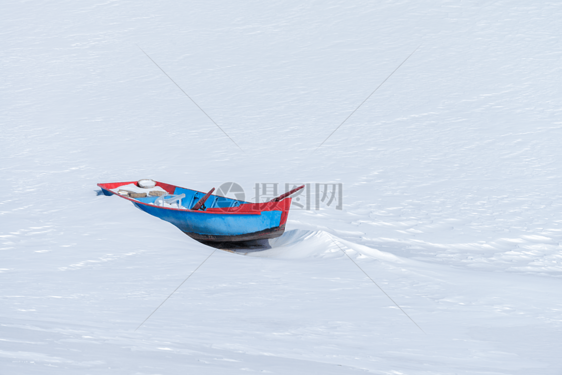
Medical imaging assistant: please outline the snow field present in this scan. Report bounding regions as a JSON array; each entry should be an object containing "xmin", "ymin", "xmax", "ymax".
[{"xmin": 2, "ymin": 0, "xmax": 562, "ymax": 373}]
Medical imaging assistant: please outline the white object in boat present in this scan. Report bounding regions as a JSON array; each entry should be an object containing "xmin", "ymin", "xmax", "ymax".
[
  {"xmin": 155, "ymin": 194, "xmax": 186, "ymax": 209},
  {"xmin": 138, "ymin": 179, "xmax": 156, "ymax": 189}
]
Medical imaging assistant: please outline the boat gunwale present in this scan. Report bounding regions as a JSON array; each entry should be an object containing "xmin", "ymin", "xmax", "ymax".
[{"xmin": 97, "ymin": 181, "xmax": 286, "ymax": 216}]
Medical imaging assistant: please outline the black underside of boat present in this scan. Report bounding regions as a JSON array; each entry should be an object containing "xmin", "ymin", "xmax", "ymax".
[{"xmin": 182, "ymin": 224, "xmax": 285, "ymax": 243}]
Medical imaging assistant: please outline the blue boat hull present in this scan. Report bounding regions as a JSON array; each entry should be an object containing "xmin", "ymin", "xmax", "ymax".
[
  {"xmin": 98, "ymin": 181, "xmax": 293, "ymax": 243},
  {"xmin": 133, "ymin": 202, "xmax": 285, "ymax": 242}
]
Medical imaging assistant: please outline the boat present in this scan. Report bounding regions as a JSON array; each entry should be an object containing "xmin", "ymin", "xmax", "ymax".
[{"xmin": 97, "ymin": 180, "xmax": 303, "ymax": 244}]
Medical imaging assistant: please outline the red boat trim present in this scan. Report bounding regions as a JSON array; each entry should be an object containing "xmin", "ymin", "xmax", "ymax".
[{"xmin": 97, "ymin": 181, "xmax": 290, "ymax": 216}]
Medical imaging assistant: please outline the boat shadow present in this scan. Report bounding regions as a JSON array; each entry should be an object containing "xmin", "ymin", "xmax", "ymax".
[{"xmin": 196, "ymin": 238, "xmax": 272, "ymax": 254}]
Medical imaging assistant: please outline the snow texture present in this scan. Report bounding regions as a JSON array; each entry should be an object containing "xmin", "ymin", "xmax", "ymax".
[{"xmin": 1, "ymin": 1, "xmax": 562, "ymax": 374}]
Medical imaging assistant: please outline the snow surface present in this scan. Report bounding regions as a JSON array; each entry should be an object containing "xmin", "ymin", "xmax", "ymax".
[{"xmin": 2, "ymin": 1, "xmax": 562, "ymax": 374}]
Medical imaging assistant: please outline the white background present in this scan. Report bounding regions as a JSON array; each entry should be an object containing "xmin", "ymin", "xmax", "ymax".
[{"xmin": 1, "ymin": 1, "xmax": 562, "ymax": 373}]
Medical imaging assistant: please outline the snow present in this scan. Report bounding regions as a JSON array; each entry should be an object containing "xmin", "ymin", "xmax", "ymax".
[{"xmin": 2, "ymin": 0, "xmax": 562, "ymax": 374}]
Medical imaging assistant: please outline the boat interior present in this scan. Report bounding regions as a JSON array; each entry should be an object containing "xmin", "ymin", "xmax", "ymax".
[{"xmin": 134, "ymin": 186, "xmax": 248, "ymax": 211}]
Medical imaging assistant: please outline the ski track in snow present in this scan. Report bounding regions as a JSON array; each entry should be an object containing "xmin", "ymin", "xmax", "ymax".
[{"xmin": 2, "ymin": 0, "xmax": 562, "ymax": 374}]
